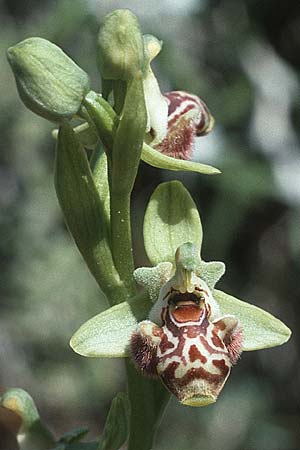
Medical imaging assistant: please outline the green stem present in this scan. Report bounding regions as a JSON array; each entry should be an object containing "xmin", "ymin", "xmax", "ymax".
[
  {"xmin": 83, "ymin": 81, "xmax": 168, "ymax": 449},
  {"xmin": 109, "ymin": 188, "xmax": 136, "ymax": 297},
  {"xmin": 126, "ymin": 361, "xmax": 170, "ymax": 450}
]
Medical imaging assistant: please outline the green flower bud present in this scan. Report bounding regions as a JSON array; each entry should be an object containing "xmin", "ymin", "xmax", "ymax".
[
  {"xmin": 7, "ymin": 37, "xmax": 90, "ymax": 122},
  {"xmin": 97, "ymin": 9, "xmax": 145, "ymax": 81}
]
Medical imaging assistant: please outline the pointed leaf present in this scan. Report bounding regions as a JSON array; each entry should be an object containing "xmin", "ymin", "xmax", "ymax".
[
  {"xmin": 101, "ymin": 393, "xmax": 129, "ymax": 450},
  {"xmin": 144, "ymin": 181, "xmax": 202, "ymax": 265},
  {"xmin": 70, "ymin": 294, "xmax": 150, "ymax": 357},
  {"xmin": 142, "ymin": 142, "xmax": 221, "ymax": 175},
  {"xmin": 214, "ymin": 290, "xmax": 292, "ymax": 350},
  {"xmin": 55, "ymin": 124, "xmax": 124, "ymax": 305},
  {"xmin": 60, "ymin": 427, "xmax": 89, "ymax": 444}
]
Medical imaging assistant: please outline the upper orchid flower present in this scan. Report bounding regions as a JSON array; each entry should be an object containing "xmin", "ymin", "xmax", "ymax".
[{"xmin": 143, "ymin": 34, "xmax": 214, "ymax": 160}]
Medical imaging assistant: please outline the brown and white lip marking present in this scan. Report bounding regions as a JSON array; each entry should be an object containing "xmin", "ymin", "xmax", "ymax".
[
  {"xmin": 130, "ymin": 283, "xmax": 243, "ymax": 406},
  {"xmin": 153, "ymin": 90, "xmax": 214, "ymax": 160}
]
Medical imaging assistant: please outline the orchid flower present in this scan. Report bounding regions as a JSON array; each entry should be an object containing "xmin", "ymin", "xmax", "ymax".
[
  {"xmin": 70, "ymin": 181, "xmax": 291, "ymax": 407},
  {"xmin": 143, "ymin": 35, "xmax": 215, "ymax": 161}
]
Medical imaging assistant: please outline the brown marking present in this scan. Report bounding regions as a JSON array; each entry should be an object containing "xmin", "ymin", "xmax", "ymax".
[
  {"xmin": 194, "ymin": 287, "xmax": 209, "ymax": 297},
  {"xmin": 211, "ymin": 328, "xmax": 225, "ymax": 349},
  {"xmin": 152, "ymin": 326, "xmax": 163, "ymax": 338},
  {"xmin": 155, "ymin": 117, "xmax": 195, "ymax": 160},
  {"xmin": 189, "ymin": 344, "xmax": 207, "ymax": 363},
  {"xmin": 130, "ymin": 331, "xmax": 158, "ymax": 377},
  {"xmin": 162, "ymin": 362, "xmax": 230, "ymax": 400},
  {"xmin": 200, "ymin": 335, "xmax": 228, "ymax": 357},
  {"xmin": 172, "ymin": 305, "xmax": 203, "ymax": 323},
  {"xmin": 215, "ymin": 320, "xmax": 226, "ymax": 331},
  {"xmin": 165, "ymin": 93, "xmax": 185, "ymax": 116},
  {"xmin": 206, "ymin": 303, "xmax": 211, "ymax": 319},
  {"xmin": 159, "ymin": 332, "xmax": 175, "ymax": 353},
  {"xmin": 212, "ymin": 359, "xmax": 230, "ymax": 378},
  {"xmin": 167, "ymin": 104, "xmax": 196, "ymax": 128},
  {"xmin": 160, "ymin": 361, "xmax": 180, "ymax": 393},
  {"xmin": 186, "ymin": 326, "xmax": 201, "ymax": 338}
]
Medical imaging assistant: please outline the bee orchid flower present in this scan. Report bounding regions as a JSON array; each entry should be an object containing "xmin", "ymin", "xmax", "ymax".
[
  {"xmin": 70, "ymin": 181, "xmax": 291, "ymax": 407},
  {"xmin": 143, "ymin": 35, "xmax": 214, "ymax": 161}
]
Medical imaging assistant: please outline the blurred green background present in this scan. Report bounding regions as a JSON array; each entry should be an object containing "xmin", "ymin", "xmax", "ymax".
[{"xmin": 0, "ymin": 0, "xmax": 299, "ymax": 449}]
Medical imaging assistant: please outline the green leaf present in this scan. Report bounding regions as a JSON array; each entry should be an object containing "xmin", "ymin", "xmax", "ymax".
[
  {"xmin": 50, "ymin": 444, "xmax": 100, "ymax": 450},
  {"xmin": 60, "ymin": 427, "xmax": 89, "ymax": 444},
  {"xmin": 70, "ymin": 294, "xmax": 150, "ymax": 357},
  {"xmin": 101, "ymin": 393, "xmax": 129, "ymax": 450},
  {"xmin": 142, "ymin": 143, "xmax": 221, "ymax": 175},
  {"xmin": 65, "ymin": 444, "xmax": 99, "ymax": 450},
  {"xmin": 144, "ymin": 181, "xmax": 202, "ymax": 265},
  {"xmin": 214, "ymin": 290, "xmax": 292, "ymax": 350},
  {"xmin": 55, "ymin": 123, "xmax": 125, "ymax": 305},
  {"xmin": 7, "ymin": 37, "xmax": 90, "ymax": 122}
]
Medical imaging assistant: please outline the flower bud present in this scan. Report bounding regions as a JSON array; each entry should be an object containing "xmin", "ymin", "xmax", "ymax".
[
  {"xmin": 97, "ymin": 9, "xmax": 145, "ymax": 81},
  {"xmin": 7, "ymin": 37, "xmax": 90, "ymax": 122}
]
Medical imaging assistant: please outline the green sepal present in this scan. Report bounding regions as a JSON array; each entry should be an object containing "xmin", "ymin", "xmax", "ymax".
[
  {"xmin": 214, "ymin": 289, "xmax": 292, "ymax": 350},
  {"xmin": 144, "ymin": 181, "xmax": 202, "ymax": 265},
  {"xmin": 142, "ymin": 143, "xmax": 221, "ymax": 175},
  {"xmin": 97, "ymin": 9, "xmax": 145, "ymax": 81},
  {"xmin": 134, "ymin": 262, "xmax": 173, "ymax": 302},
  {"xmin": 55, "ymin": 123, "xmax": 125, "ymax": 305},
  {"xmin": 7, "ymin": 37, "xmax": 90, "ymax": 122},
  {"xmin": 0, "ymin": 388, "xmax": 55, "ymax": 450},
  {"xmin": 100, "ymin": 392, "xmax": 129, "ymax": 450},
  {"xmin": 70, "ymin": 293, "xmax": 150, "ymax": 357}
]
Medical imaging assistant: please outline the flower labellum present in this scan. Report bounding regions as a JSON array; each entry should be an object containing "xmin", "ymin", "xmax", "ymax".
[
  {"xmin": 142, "ymin": 35, "xmax": 214, "ymax": 160},
  {"xmin": 153, "ymin": 91, "xmax": 215, "ymax": 160},
  {"xmin": 131, "ymin": 242, "xmax": 243, "ymax": 406}
]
